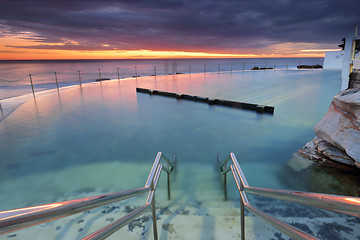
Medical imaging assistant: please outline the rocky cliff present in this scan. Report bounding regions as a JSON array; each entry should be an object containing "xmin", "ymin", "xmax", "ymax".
[
  {"xmin": 305, "ymin": 87, "xmax": 360, "ymax": 168},
  {"xmin": 283, "ymin": 71, "xmax": 360, "ymax": 196},
  {"xmin": 302, "ymin": 71, "xmax": 360, "ymax": 168}
]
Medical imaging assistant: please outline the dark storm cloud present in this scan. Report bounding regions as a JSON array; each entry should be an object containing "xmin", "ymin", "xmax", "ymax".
[{"xmin": 0, "ymin": 0, "xmax": 358, "ymax": 52}]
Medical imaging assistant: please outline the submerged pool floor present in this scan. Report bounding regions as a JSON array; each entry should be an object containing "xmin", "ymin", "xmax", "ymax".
[{"xmin": 0, "ymin": 69, "xmax": 341, "ymax": 211}]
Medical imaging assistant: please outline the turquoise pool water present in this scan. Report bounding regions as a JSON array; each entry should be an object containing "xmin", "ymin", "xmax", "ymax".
[{"xmin": 0, "ymin": 69, "xmax": 341, "ymax": 211}]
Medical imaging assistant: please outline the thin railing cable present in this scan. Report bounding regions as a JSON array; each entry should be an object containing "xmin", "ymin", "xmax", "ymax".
[
  {"xmin": 219, "ymin": 152, "xmax": 360, "ymax": 240},
  {"xmin": 0, "ymin": 63, "xmax": 302, "ymax": 87},
  {"xmin": 0, "ymin": 75, "xmax": 29, "ymax": 82}
]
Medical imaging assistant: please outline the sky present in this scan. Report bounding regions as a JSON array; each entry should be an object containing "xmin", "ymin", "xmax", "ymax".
[{"xmin": 0, "ymin": 0, "xmax": 358, "ymax": 60}]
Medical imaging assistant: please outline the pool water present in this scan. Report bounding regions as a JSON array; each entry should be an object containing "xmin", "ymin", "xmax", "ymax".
[{"xmin": 0, "ymin": 69, "xmax": 341, "ymax": 211}]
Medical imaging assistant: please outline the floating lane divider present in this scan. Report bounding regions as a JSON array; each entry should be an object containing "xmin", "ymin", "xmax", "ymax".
[{"xmin": 136, "ymin": 88, "xmax": 274, "ymax": 114}]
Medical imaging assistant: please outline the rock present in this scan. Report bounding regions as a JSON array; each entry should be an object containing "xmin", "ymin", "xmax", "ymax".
[
  {"xmin": 297, "ymin": 64, "xmax": 323, "ymax": 69},
  {"xmin": 95, "ymin": 78, "xmax": 111, "ymax": 82},
  {"xmin": 299, "ymin": 137, "xmax": 355, "ymax": 167},
  {"xmin": 316, "ymin": 139, "xmax": 355, "ymax": 165},
  {"xmin": 301, "ymin": 137, "xmax": 322, "ymax": 161},
  {"xmin": 286, "ymin": 78, "xmax": 360, "ymax": 195},
  {"xmin": 251, "ymin": 66, "xmax": 273, "ymax": 70},
  {"xmin": 314, "ymin": 88, "xmax": 360, "ymax": 166}
]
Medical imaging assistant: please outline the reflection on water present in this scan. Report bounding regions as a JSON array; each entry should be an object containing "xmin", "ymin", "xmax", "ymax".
[
  {"xmin": 0, "ymin": 58, "xmax": 324, "ymax": 100},
  {"xmin": 0, "ymin": 69, "xmax": 341, "ymax": 210}
]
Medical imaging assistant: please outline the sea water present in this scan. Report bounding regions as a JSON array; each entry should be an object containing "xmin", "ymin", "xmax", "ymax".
[
  {"xmin": 0, "ymin": 58, "xmax": 323, "ymax": 100},
  {"xmin": 0, "ymin": 58, "xmax": 341, "ymax": 211}
]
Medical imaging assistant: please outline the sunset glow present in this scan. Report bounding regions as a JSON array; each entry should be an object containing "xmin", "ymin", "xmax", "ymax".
[
  {"xmin": 0, "ymin": 35, "xmax": 328, "ymax": 60},
  {"xmin": 0, "ymin": 0, "xmax": 355, "ymax": 60},
  {"xmin": 301, "ymin": 49, "xmax": 342, "ymax": 52}
]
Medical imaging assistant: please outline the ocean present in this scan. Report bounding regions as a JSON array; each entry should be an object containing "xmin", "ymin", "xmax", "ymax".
[{"xmin": 0, "ymin": 58, "xmax": 324, "ymax": 100}]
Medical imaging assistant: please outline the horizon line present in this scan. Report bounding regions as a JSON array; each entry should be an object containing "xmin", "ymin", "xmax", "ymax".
[{"xmin": 0, "ymin": 56, "xmax": 325, "ymax": 61}]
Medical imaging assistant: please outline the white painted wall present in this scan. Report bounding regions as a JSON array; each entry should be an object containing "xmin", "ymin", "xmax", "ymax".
[
  {"xmin": 323, "ymin": 51, "xmax": 344, "ymax": 69},
  {"xmin": 323, "ymin": 51, "xmax": 360, "ymax": 70}
]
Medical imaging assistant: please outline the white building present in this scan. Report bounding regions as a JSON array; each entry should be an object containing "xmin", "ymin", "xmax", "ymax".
[{"xmin": 323, "ymin": 50, "xmax": 360, "ymax": 70}]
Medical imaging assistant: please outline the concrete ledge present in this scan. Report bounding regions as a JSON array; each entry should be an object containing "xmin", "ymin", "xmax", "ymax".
[{"xmin": 136, "ymin": 88, "xmax": 274, "ymax": 114}]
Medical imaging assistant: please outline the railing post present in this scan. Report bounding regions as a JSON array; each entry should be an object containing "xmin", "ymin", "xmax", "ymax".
[
  {"xmin": 224, "ymin": 162, "xmax": 227, "ymax": 201},
  {"xmin": 173, "ymin": 153, "xmax": 177, "ymax": 174},
  {"xmin": 217, "ymin": 154, "xmax": 227, "ymax": 200},
  {"xmin": 167, "ymin": 163, "xmax": 171, "ymax": 200},
  {"xmin": 98, "ymin": 69, "xmax": 102, "ymax": 82},
  {"xmin": 54, "ymin": 72, "xmax": 59, "ymax": 91},
  {"xmin": 0, "ymin": 102, "xmax": 3, "ymax": 117},
  {"xmin": 29, "ymin": 74, "xmax": 35, "ymax": 98},
  {"xmin": 78, "ymin": 71, "xmax": 82, "ymax": 86},
  {"xmin": 240, "ymin": 182, "xmax": 245, "ymax": 240},
  {"xmin": 151, "ymin": 181, "xmax": 158, "ymax": 240}
]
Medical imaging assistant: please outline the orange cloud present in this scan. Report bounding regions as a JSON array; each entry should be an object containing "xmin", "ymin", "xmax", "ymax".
[{"xmin": 0, "ymin": 35, "xmax": 327, "ymax": 60}]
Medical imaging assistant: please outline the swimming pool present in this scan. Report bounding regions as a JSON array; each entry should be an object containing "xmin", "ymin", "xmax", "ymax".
[{"xmin": 0, "ymin": 69, "xmax": 341, "ymax": 213}]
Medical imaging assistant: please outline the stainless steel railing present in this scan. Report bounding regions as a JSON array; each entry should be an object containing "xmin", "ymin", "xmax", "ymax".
[
  {"xmin": 218, "ymin": 152, "xmax": 360, "ymax": 240},
  {"xmin": 0, "ymin": 152, "xmax": 176, "ymax": 240}
]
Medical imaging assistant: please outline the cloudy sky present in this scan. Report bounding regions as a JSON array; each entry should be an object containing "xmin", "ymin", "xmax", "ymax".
[{"xmin": 0, "ymin": 0, "xmax": 358, "ymax": 59}]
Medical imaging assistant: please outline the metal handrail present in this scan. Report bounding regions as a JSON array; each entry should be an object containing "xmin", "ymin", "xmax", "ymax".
[
  {"xmin": 0, "ymin": 152, "xmax": 177, "ymax": 240},
  {"xmin": 83, "ymin": 164, "xmax": 164, "ymax": 240},
  {"xmin": 219, "ymin": 152, "xmax": 360, "ymax": 240}
]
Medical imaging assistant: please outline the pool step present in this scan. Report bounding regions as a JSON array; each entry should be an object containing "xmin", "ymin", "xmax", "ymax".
[
  {"xmin": 3, "ymin": 214, "xmax": 253, "ymax": 240},
  {"xmin": 5, "ymin": 212, "xmax": 359, "ymax": 240},
  {"xmin": 3, "ymin": 162, "xmax": 359, "ymax": 239},
  {"xmin": 4, "ymin": 192, "xmax": 359, "ymax": 240}
]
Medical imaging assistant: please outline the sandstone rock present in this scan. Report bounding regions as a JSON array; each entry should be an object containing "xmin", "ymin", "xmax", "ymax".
[
  {"xmin": 314, "ymin": 88, "xmax": 360, "ymax": 166},
  {"xmin": 316, "ymin": 140, "xmax": 355, "ymax": 165},
  {"xmin": 286, "ymin": 80, "xmax": 360, "ymax": 194},
  {"xmin": 299, "ymin": 136, "xmax": 355, "ymax": 166}
]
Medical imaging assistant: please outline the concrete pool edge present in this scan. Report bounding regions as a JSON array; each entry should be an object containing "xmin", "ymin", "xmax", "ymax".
[{"xmin": 0, "ymin": 78, "xmax": 134, "ymax": 123}]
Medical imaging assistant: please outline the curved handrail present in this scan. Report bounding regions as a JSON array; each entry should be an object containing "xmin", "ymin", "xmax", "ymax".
[
  {"xmin": 219, "ymin": 152, "xmax": 360, "ymax": 240},
  {"xmin": 221, "ymin": 152, "xmax": 360, "ymax": 217},
  {"xmin": 83, "ymin": 164, "xmax": 164, "ymax": 240},
  {"xmin": 230, "ymin": 165, "xmax": 317, "ymax": 240},
  {"xmin": 0, "ymin": 187, "xmax": 149, "ymax": 235},
  {"xmin": 0, "ymin": 152, "xmax": 176, "ymax": 240}
]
